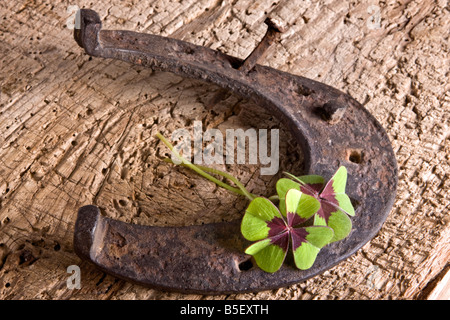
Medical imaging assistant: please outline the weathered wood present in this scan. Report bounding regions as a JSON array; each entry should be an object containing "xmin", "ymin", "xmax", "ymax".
[{"xmin": 0, "ymin": 0, "xmax": 448, "ymax": 300}]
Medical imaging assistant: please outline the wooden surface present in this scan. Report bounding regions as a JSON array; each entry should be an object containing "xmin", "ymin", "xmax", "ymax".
[{"xmin": 0, "ymin": 0, "xmax": 449, "ymax": 300}]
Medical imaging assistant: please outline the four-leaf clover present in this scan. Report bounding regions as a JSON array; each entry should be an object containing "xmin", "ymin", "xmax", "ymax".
[
  {"xmin": 241, "ymin": 189, "xmax": 334, "ymax": 273},
  {"xmin": 276, "ymin": 166, "xmax": 355, "ymax": 242}
]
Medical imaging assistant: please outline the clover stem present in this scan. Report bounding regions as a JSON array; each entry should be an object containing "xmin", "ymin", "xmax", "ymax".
[
  {"xmin": 196, "ymin": 166, "xmax": 256, "ymax": 200},
  {"xmin": 164, "ymin": 158, "xmax": 256, "ymax": 200},
  {"xmin": 156, "ymin": 133, "xmax": 255, "ymax": 201}
]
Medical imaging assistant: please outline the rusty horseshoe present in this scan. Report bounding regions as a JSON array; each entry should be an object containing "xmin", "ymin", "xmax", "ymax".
[{"xmin": 73, "ymin": 9, "xmax": 397, "ymax": 294}]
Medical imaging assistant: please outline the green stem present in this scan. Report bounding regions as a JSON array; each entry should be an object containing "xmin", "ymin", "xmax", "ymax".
[
  {"xmin": 268, "ymin": 194, "xmax": 279, "ymax": 201},
  {"xmin": 163, "ymin": 158, "xmax": 256, "ymax": 200},
  {"xmin": 156, "ymin": 133, "xmax": 255, "ymax": 201},
  {"xmin": 193, "ymin": 164, "xmax": 256, "ymax": 200}
]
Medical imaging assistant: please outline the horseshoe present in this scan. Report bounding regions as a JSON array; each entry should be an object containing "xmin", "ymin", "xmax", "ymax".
[{"xmin": 73, "ymin": 9, "xmax": 397, "ymax": 294}]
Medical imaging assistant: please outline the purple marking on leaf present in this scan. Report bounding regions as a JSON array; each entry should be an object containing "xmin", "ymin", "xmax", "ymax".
[
  {"xmin": 322, "ymin": 194, "xmax": 339, "ymax": 206},
  {"xmin": 269, "ymin": 231, "xmax": 289, "ymax": 251},
  {"xmin": 300, "ymin": 183, "xmax": 323, "ymax": 196},
  {"xmin": 287, "ymin": 211, "xmax": 306, "ymax": 228},
  {"xmin": 298, "ymin": 179, "xmax": 341, "ymax": 224},
  {"xmin": 316, "ymin": 201, "xmax": 336, "ymax": 223},
  {"xmin": 267, "ymin": 216, "xmax": 287, "ymax": 237},
  {"xmin": 321, "ymin": 178, "xmax": 336, "ymax": 197},
  {"xmin": 290, "ymin": 228, "xmax": 308, "ymax": 251},
  {"xmin": 299, "ymin": 185, "xmax": 314, "ymax": 196}
]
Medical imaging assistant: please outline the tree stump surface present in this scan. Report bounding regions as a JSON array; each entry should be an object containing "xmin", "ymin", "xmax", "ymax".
[{"xmin": 0, "ymin": 0, "xmax": 448, "ymax": 300}]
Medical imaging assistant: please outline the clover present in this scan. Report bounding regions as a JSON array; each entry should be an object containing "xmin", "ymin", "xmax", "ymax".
[
  {"xmin": 241, "ymin": 189, "xmax": 334, "ymax": 273},
  {"xmin": 276, "ymin": 166, "xmax": 355, "ymax": 242}
]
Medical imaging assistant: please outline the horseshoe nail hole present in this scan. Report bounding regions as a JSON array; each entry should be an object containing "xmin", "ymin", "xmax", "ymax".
[
  {"xmin": 347, "ymin": 150, "xmax": 363, "ymax": 164},
  {"xmin": 238, "ymin": 258, "xmax": 253, "ymax": 271},
  {"xmin": 295, "ymin": 84, "xmax": 314, "ymax": 97},
  {"xmin": 184, "ymin": 47, "xmax": 194, "ymax": 55},
  {"xmin": 350, "ymin": 197, "xmax": 360, "ymax": 210}
]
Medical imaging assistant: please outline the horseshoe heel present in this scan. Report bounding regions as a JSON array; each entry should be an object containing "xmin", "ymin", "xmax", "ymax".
[{"xmin": 73, "ymin": 9, "xmax": 397, "ymax": 294}]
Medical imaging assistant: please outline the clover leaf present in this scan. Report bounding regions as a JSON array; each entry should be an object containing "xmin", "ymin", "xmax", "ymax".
[
  {"xmin": 277, "ymin": 166, "xmax": 355, "ymax": 242},
  {"xmin": 241, "ymin": 189, "xmax": 334, "ymax": 273}
]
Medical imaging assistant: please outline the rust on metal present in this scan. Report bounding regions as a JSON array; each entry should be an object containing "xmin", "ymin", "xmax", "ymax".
[
  {"xmin": 239, "ymin": 17, "xmax": 286, "ymax": 73},
  {"xmin": 73, "ymin": 9, "xmax": 398, "ymax": 294}
]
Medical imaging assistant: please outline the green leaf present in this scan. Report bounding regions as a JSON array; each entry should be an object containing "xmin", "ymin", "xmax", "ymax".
[
  {"xmin": 295, "ymin": 192, "xmax": 321, "ymax": 220},
  {"xmin": 276, "ymin": 178, "xmax": 301, "ymax": 216},
  {"xmin": 319, "ymin": 166, "xmax": 355, "ymax": 219},
  {"xmin": 285, "ymin": 189, "xmax": 320, "ymax": 226},
  {"xmin": 292, "ymin": 242, "xmax": 320, "ymax": 270},
  {"xmin": 276, "ymin": 178, "xmax": 301, "ymax": 197},
  {"xmin": 285, "ymin": 188, "xmax": 302, "ymax": 214},
  {"xmin": 322, "ymin": 166, "xmax": 347, "ymax": 196},
  {"xmin": 314, "ymin": 214, "xmax": 327, "ymax": 226},
  {"xmin": 251, "ymin": 242, "xmax": 287, "ymax": 273},
  {"xmin": 304, "ymin": 226, "xmax": 334, "ymax": 248},
  {"xmin": 244, "ymin": 238, "xmax": 272, "ymax": 255},
  {"xmin": 327, "ymin": 210, "xmax": 352, "ymax": 242},
  {"xmin": 296, "ymin": 174, "xmax": 325, "ymax": 186},
  {"xmin": 292, "ymin": 226, "xmax": 334, "ymax": 270},
  {"xmin": 334, "ymin": 193, "xmax": 355, "ymax": 216},
  {"xmin": 241, "ymin": 197, "xmax": 281, "ymax": 241}
]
